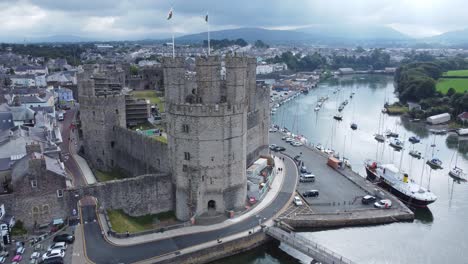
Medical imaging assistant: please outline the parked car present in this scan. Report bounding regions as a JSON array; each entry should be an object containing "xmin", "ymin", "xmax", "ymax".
[
  {"xmin": 285, "ymin": 137, "xmax": 294, "ymax": 143},
  {"xmin": 53, "ymin": 234, "xmax": 75, "ymax": 244},
  {"xmin": 16, "ymin": 247, "xmax": 25, "ymax": 255},
  {"xmin": 293, "ymin": 155, "xmax": 301, "ymax": 162},
  {"xmin": 374, "ymin": 199, "xmax": 392, "ymax": 208},
  {"xmin": 12, "ymin": 255, "xmax": 22, "ymax": 262},
  {"xmin": 269, "ymin": 144, "xmax": 277, "ymax": 150},
  {"xmin": 0, "ymin": 256, "xmax": 6, "ymax": 263},
  {"xmin": 293, "ymin": 196, "xmax": 303, "ymax": 206},
  {"xmin": 291, "ymin": 141, "xmax": 303, "ymax": 147},
  {"xmin": 302, "ymin": 190, "xmax": 319, "ymax": 197},
  {"xmin": 268, "ymin": 128, "xmax": 277, "ymax": 132},
  {"xmin": 300, "ymin": 166, "xmax": 307, "ymax": 173},
  {"xmin": 47, "ymin": 242, "xmax": 67, "ymax": 252},
  {"xmin": 281, "ymin": 136, "xmax": 287, "ymax": 140},
  {"xmin": 40, "ymin": 256, "xmax": 64, "ymax": 264},
  {"xmin": 30, "ymin": 252, "xmax": 41, "ymax": 260},
  {"xmin": 42, "ymin": 250, "xmax": 65, "ymax": 261},
  {"xmin": 300, "ymin": 174, "xmax": 315, "ymax": 183},
  {"xmin": 274, "ymin": 146, "xmax": 286, "ymax": 152},
  {"xmin": 361, "ymin": 195, "xmax": 376, "ymax": 205}
]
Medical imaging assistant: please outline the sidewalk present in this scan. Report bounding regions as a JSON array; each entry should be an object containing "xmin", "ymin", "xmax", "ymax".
[
  {"xmin": 73, "ymin": 154, "xmax": 97, "ymax": 185},
  {"xmin": 98, "ymin": 156, "xmax": 288, "ymax": 246},
  {"xmin": 71, "ymin": 223, "xmax": 91, "ymax": 264}
]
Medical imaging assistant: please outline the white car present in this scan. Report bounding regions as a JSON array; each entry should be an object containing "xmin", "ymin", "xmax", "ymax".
[
  {"xmin": 269, "ymin": 144, "xmax": 277, "ymax": 150},
  {"xmin": 291, "ymin": 141, "xmax": 303, "ymax": 147},
  {"xmin": 47, "ymin": 242, "xmax": 67, "ymax": 252},
  {"xmin": 293, "ymin": 196, "xmax": 303, "ymax": 206},
  {"xmin": 30, "ymin": 252, "xmax": 41, "ymax": 260},
  {"xmin": 42, "ymin": 249, "xmax": 65, "ymax": 261},
  {"xmin": 374, "ymin": 199, "xmax": 392, "ymax": 208},
  {"xmin": 285, "ymin": 137, "xmax": 294, "ymax": 143},
  {"xmin": 269, "ymin": 128, "xmax": 277, "ymax": 132}
]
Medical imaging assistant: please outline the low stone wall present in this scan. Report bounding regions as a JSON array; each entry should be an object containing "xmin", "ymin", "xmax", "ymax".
[
  {"xmin": 283, "ymin": 208, "xmax": 414, "ymax": 229},
  {"xmin": 156, "ymin": 231, "xmax": 271, "ymax": 264},
  {"xmin": 65, "ymin": 173, "xmax": 174, "ymax": 217}
]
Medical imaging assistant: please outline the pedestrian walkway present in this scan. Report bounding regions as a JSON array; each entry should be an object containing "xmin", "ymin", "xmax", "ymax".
[
  {"xmin": 71, "ymin": 223, "xmax": 90, "ymax": 264},
  {"xmin": 73, "ymin": 154, "xmax": 97, "ymax": 185},
  {"xmin": 98, "ymin": 156, "xmax": 288, "ymax": 246}
]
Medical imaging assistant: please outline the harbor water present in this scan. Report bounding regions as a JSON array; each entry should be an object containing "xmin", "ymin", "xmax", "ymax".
[{"xmin": 218, "ymin": 74, "xmax": 468, "ymax": 264}]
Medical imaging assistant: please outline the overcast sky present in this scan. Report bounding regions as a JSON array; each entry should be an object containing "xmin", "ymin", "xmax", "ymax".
[{"xmin": 1, "ymin": 0, "xmax": 467, "ymax": 41}]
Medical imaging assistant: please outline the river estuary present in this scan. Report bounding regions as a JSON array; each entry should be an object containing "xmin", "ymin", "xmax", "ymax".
[{"xmin": 219, "ymin": 74, "xmax": 468, "ymax": 264}]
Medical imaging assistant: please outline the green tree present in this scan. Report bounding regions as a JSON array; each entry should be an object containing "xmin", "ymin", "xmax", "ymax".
[
  {"xmin": 130, "ymin": 65, "xmax": 139, "ymax": 76},
  {"xmin": 447, "ymin": 87, "xmax": 456, "ymax": 97}
]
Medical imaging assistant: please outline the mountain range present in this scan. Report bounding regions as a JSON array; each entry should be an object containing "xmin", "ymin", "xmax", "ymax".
[{"xmin": 12, "ymin": 26, "xmax": 468, "ymax": 46}]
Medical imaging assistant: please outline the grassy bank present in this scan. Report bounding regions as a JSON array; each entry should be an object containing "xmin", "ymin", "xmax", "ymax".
[
  {"xmin": 95, "ymin": 168, "xmax": 128, "ymax": 182},
  {"xmin": 152, "ymin": 135, "xmax": 167, "ymax": 144},
  {"xmin": 386, "ymin": 105, "xmax": 409, "ymax": 115},
  {"xmin": 442, "ymin": 69, "xmax": 468, "ymax": 77},
  {"xmin": 107, "ymin": 209, "xmax": 176, "ymax": 233},
  {"xmin": 132, "ymin": 90, "xmax": 165, "ymax": 112},
  {"xmin": 436, "ymin": 78, "xmax": 468, "ymax": 94}
]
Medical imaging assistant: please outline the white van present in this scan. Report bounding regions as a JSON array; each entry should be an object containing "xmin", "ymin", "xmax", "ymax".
[
  {"xmin": 300, "ymin": 173, "xmax": 315, "ymax": 183},
  {"xmin": 58, "ymin": 113, "xmax": 64, "ymax": 121}
]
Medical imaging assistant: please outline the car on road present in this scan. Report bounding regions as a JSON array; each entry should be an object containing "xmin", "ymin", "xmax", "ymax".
[
  {"xmin": 269, "ymin": 144, "xmax": 277, "ymax": 150},
  {"xmin": 16, "ymin": 247, "xmax": 25, "ymax": 255},
  {"xmin": 53, "ymin": 234, "xmax": 75, "ymax": 244},
  {"xmin": 269, "ymin": 128, "xmax": 278, "ymax": 132},
  {"xmin": 300, "ymin": 166, "xmax": 307, "ymax": 173},
  {"xmin": 40, "ymin": 256, "xmax": 64, "ymax": 264},
  {"xmin": 274, "ymin": 146, "xmax": 286, "ymax": 152},
  {"xmin": 285, "ymin": 137, "xmax": 294, "ymax": 143},
  {"xmin": 42, "ymin": 250, "xmax": 65, "ymax": 261},
  {"xmin": 302, "ymin": 190, "xmax": 319, "ymax": 197},
  {"xmin": 361, "ymin": 195, "xmax": 377, "ymax": 205},
  {"xmin": 293, "ymin": 155, "xmax": 301, "ymax": 162},
  {"xmin": 374, "ymin": 199, "xmax": 392, "ymax": 208},
  {"xmin": 291, "ymin": 141, "xmax": 303, "ymax": 147},
  {"xmin": 300, "ymin": 174, "xmax": 315, "ymax": 182},
  {"xmin": 12, "ymin": 255, "xmax": 22, "ymax": 262},
  {"xmin": 47, "ymin": 242, "xmax": 67, "ymax": 252},
  {"xmin": 281, "ymin": 136, "xmax": 287, "ymax": 140},
  {"xmin": 293, "ymin": 196, "xmax": 303, "ymax": 206}
]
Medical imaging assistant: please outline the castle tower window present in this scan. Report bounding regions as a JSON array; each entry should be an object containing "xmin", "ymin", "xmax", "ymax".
[
  {"xmin": 31, "ymin": 180, "xmax": 37, "ymax": 188},
  {"xmin": 42, "ymin": 205, "xmax": 50, "ymax": 215},
  {"xmin": 93, "ymin": 111, "xmax": 95, "ymax": 116},
  {"xmin": 182, "ymin": 124, "xmax": 189, "ymax": 133},
  {"xmin": 183, "ymin": 165, "xmax": 188, "ymax": 172},
  {"xmin": 32, "ymin": 207, "xmax": 39, "ymax": 218},
  {"xmin": 57, "ymin": 190, "xmax": 64, "ymax": 198},
  {"xmin": 116, "ymin": 109, "xmax": 119, "ymax": 114},
  {"xmin": 184, "ymin": 152, "xmax": 191, "ymax": 161}
]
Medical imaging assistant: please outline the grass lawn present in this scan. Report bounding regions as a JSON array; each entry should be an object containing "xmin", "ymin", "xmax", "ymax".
[
  {"xmin": 95, "ymin": 168, "xmax": 128, "ymax": 182},
  {"xmin": 386, "ymin": 105, "xmax": 408, "ymax": 115},
  {"xmin": 132, "ymin": 90, "xmax": 165, "ymax": 112},
  {"xmin": 442, "ymin": 70, "xmax": 468, "ymax": 77},
  {"xmin": 436, "ymin": 78, "xmax": 468, "ymax": 94},
  {"xmin": 107, "ymin": 209, "xmax": 176, "ymax": 233}
]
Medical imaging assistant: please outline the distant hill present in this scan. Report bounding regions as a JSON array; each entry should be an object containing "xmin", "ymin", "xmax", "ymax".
[
  {"xmin": 175, "ymin": 26, "xmax": 410, "ymax": 46},
  {"xmin": 29, "ymin": 35, "xmax": 95, "ymax": 43},
  {"xmin": 426, "ymin": 28, "xmax": 468, "ymax": 44}
]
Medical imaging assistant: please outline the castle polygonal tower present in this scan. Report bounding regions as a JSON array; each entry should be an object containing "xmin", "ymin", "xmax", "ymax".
[{"xmin": 164, "ymin": 55, "xmax": 251, "ymax": 221}]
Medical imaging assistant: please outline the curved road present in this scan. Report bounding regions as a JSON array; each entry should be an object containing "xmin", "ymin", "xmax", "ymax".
[{"xmin": 80, "ymin": 153, "xmax": 298, "ymax": 264}]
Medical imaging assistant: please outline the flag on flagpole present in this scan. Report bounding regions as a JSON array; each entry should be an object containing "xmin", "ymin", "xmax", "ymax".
[
  {"xmin": 167, "ymin": 8, "xmax": 173, "ymax": 20},
  {"xmin": 205, "ymin": 13, "xmax": 208, "ymax": 23}
]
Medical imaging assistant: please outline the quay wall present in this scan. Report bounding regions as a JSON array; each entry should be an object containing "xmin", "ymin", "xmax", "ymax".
[{"xmin": 155, "ymin": 231, "xmax": 270, "ymax": 264}]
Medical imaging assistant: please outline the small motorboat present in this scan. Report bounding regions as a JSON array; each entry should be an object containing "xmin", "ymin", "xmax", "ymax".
[
  {"xmin": 429, "ymin": 129, "xmax": 447, "ymax": 135},
  {"xmin": 382, "ymin": 108, "xmax": 388, "ymax": 113},
  {"xmin": 409, "ymin": 150, "xmax": 422, "ymax": 159},
  {"xmin": 385, "ymin": 130, "xmax": 399, "ymax": 138},
  {"xmin": 426, "ymin": 158, "xmax": 443, "ymax": 169},
  {"xmin": 449, "ymin": 167, "xmax": 466, "ymax": 181},
  {"xmin": 333, "ymin": 113, "xmax": 343, "ymax": 121},
  {"xmin": 343, "ymin": 100, "xmax": 349, "ymax": 105},
  {"xmin": 408, "ymin": 136, "xmax": 420, "ymax": 144},
  {"xmin": 315, "ymin": 144, "xmax": 324, "ymax": 151},
  {"xmin": 389, "ymin": 138, "xmax": 404, "ymax": 150},
  {"xmin": 338, "ymin": 105, "xmax": 344, "ymax": 112},
  {"xmin": 314, "ymin": 107, "xmax": 320, "ymax": 111},
  {"xmin": 374, "ymin": 134, "xmax": 385, "ymax": 142},
  {"xmin": 351, "ymin": 123, "xmax": 358, "ymax": 130}
]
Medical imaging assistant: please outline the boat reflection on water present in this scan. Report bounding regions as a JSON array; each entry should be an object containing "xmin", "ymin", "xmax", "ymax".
[{"xmin": 413, "ymin": 207, "xmax": 434, "ymax": 224}]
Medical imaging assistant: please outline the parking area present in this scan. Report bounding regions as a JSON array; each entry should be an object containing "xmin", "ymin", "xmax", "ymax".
[
  {"xmin": 2, "ymin": 227, "xmax": 75, "ymax": 264},
  {"xmin": 270, "ymin": 132, "xmax": 382, "ymax": 213}
]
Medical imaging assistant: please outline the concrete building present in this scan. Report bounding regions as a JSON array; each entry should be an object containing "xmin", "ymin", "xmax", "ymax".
[
  {"xmin": 427, "ymin": 113, "xmax": 451, "ymax": 125},
  {"xmin": 125, "ymin": 95, "xmax": 150, "ymax": 127}
]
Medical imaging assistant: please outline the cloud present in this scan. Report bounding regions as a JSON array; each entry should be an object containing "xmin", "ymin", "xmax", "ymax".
[{"xmin": 0, "ymin": 0, "xmax": 467, "ymax": 41}]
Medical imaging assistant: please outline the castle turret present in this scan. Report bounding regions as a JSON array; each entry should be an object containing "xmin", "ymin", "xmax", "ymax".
[{"xmin": 165, "ymin": 55, "xmax": 249, "ymax": 221}]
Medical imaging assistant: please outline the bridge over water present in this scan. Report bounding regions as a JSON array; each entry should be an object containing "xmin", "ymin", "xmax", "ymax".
[{"xmin": 265, "ymin": 226, "xmax": 357, "ymax": 264}]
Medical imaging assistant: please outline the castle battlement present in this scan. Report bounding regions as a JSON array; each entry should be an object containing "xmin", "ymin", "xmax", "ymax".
[{"xmin": 166, "ymin": 101, "xmax": 246, "ymax": 117}]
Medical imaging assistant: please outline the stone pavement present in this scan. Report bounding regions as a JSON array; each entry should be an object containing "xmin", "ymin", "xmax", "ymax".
[
  {"xmin": 71, "ymin": 223, "xmax": 91, "ymax": 264},
  {"xmin": 97, "ymin": 156, "xmax": 288, "ymax": 246},
  {"xmin": 72, "ymin": 154, "xmax": 97, "ymax": 185}
]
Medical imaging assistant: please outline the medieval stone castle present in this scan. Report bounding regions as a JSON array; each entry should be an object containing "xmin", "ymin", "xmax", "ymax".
[{"xmin": 76, "ymin": 55, "xmax": 269, "ymax": 222}]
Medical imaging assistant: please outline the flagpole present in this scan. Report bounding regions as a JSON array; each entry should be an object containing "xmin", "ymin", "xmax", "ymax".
[
  {"xmin": 172, "ymin": 31, "xmax": 175, "ymax": 58},
  {"xmin": 208, "ymin": 19, "xmax": 210, "ymax": 56}
]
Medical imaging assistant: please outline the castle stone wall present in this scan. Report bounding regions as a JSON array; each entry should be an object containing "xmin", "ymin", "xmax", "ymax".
[{"xmin": 112, "ymin": 126, "xmax": 170, "ymax": 176}]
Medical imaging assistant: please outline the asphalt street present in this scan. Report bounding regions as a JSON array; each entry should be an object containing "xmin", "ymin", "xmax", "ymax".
[{"xmin": 80, "ymin": 153, "xmax": 298, "ymax": 264}]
